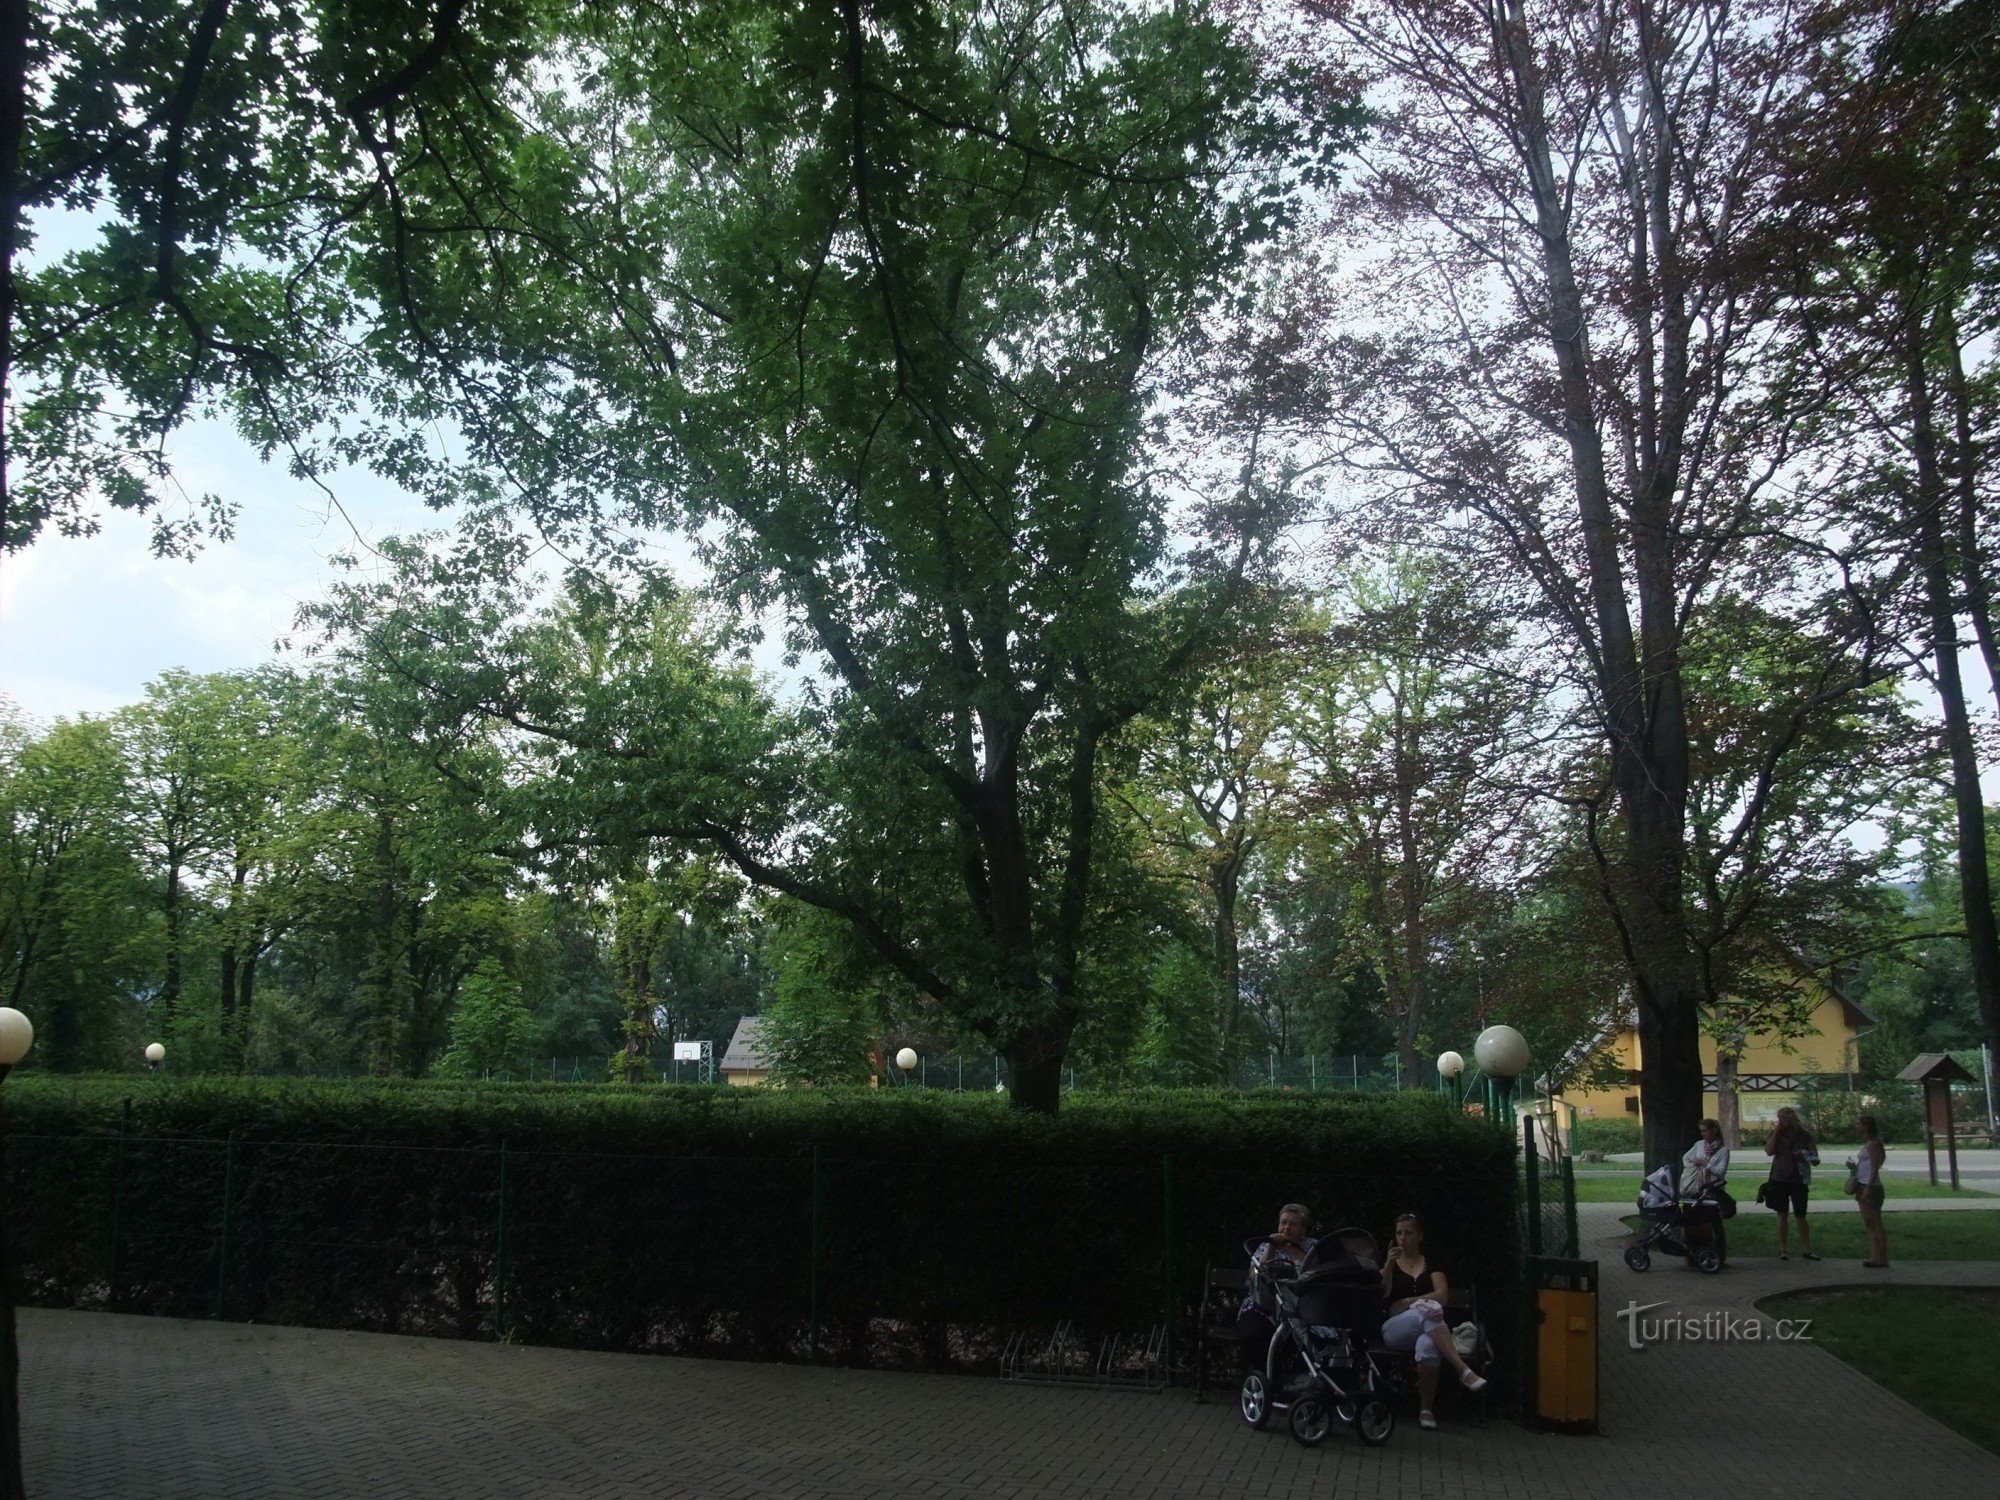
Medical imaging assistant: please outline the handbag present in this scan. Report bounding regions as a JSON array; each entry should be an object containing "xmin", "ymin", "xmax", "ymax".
[
  {"xmin": 1843, "ymin": 1160, "xmax": 1860, "ymax": 1196},
  {"xmin": 1753, "ymin": 1181, "xmax": 1770, "ymax": 1206},
  {"xmin": 1715, "ymin": 1187, "xmax": 1737, "ymax": 1220}
]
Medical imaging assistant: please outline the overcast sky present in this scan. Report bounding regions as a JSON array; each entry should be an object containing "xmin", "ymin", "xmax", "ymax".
[{"xmin": 0, "ymin": 417, "xmax": 442, "ymax": 724}]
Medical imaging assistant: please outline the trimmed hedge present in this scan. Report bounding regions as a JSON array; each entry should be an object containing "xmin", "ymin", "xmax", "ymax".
[{"xmin": 1, "ymin": 1078, "xmax": 1521, "ymax": 1377}]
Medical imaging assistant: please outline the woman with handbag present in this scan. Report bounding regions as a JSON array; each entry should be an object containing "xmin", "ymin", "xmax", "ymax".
[
  {"xmin": 1851, "ymin": 1114, "xmax": 1891, "ymax": 1268},
  {"xmin": 1763, "ymin": 1106, "xmax": 1820, "ymax": 1261}
]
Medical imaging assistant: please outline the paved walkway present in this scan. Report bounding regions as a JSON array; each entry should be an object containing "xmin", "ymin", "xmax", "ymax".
[{"xmin": 19, "ymin": 1213, "xmax": 2000, "ymax": 1500}]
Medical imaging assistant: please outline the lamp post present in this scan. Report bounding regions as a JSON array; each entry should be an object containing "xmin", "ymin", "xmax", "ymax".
[
  {"xmin": 1473, "ymin": 1024, "xmax": 1530, "ymax": 1129},
  {"xmin": 1436, "ymin": 1050, "xmax": 1465, "ymax": 1110},
  {"xmin": 1, "ymin": 1007, "xmax": 36, "ymax": 1500},
  {"xmin": 143, "ymin": 1042, "xmax": 165, "ymax": 1074},
  {"xmin": 895, "ymin": 1047, "xmax": 917, "ymax": 1088}
]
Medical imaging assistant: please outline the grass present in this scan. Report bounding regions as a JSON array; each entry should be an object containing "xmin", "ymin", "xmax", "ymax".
[
  {"xmin": 1619, "ymin": 1210, "xmax": 2000, "ymax": 1259},
  {"xmin": 1569, "ymin": 1171, "xmax": 1993, "ymax": 1203},
  {"xmin": 1756, "ymin": 1288, "xmax": 2000, "ymax": 1457}
]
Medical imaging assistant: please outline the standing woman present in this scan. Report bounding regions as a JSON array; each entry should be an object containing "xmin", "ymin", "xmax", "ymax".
[
  {"xmin": 1763, "ymin": 1106, "xmax": 1820, "ymax": 1261},
  {"xmin": 1854, "ymin": 1115, "xmax": 1891, "ymax": 1268},
  {"xmin": 1379, "ymin": 1213, "xmax": 1486, "ymax": 1431}
]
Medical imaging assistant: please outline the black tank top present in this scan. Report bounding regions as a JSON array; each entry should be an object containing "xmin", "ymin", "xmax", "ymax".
[{"xmin": 1389, "ymin": 1259, "xmax": 1437, "ymax": 1303}]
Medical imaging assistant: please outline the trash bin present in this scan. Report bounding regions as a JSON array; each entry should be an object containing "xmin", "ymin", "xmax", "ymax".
[{"xmin": 1529, "ymin": 1256, "xmax": 1598, "ymax": 1434}]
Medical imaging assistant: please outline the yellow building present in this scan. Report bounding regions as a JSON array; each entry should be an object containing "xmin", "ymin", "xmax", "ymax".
[{"xmin": 1561, "ymin": 988, "xmax": 1870, "ymax": 1125}]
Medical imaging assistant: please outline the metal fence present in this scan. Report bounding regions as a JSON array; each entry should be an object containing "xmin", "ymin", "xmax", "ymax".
[
  {"xmin": 1521, "ymin": 1112, "xmax": 1579, "ymax": 1262},
  {"xmin": 2, "ymin": 1122, "xmax": 1526, "ymax": 1376}
]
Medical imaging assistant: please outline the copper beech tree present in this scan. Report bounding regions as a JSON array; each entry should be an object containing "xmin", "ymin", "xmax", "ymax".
[{"xmin": 1281, "ymin": 0, "xmax": 1890, "ymax": 1165}]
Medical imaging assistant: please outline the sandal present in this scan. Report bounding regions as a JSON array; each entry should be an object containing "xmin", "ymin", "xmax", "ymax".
[
  {"xmin": 1460, "ymin": 1368, "xmax": 1488, "ymax": 1393},
  {"xmin": 1862, "ymin": 1260, "xmax": 1888, "ymax": 1268},
  {"xmin": 1802, "ymin": 1253, "xmax": 1820, "ymax": 1262}
]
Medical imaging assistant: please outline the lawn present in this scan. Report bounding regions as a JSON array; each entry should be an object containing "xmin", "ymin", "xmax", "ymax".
[
  {"xmin": 1619, "ymin": 1211, "xmax": 2000, "ymax": 1259},
  {"xmin": 1570, "ymin": 1171, "xmax": 1992, "ymax": 1203},
  {"xmin": 1756, "ymin": 1287, "xmax": 2000, "ymax": 1457}
]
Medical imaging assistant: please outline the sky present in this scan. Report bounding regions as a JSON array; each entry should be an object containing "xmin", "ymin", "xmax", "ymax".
[{"xmin": 0, "ymin": 418, "xmax": 444, "ymax": 723}]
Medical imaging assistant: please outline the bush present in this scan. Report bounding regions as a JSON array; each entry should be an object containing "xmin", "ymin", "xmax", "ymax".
[
  {"xmin": 1, "ymin": 1077, "xmax": 1521, "ymax": 1379},
  {"xmin": 1797, "ymin": 1080, "xmax": 1926, "ymax": 1144},
  {"xmin": 1572, "ymin": 1116, "xmax": 1643, "ymax": 1154}
]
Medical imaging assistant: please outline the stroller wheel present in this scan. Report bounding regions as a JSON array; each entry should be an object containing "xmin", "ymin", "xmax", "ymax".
[
  {"xmin": 1240, "ymin": 1371, "xmax": 1271, "ymax": 1428},
  {"xmin": 1335, "ymin": 1399, "xmax": 1358, "ymax": 1425},
  {"xmin": 1289, "ymin": 1395, "xmax": 1333, "ymax": 1447},
  {"xmin": 1355, "ymin": 1398, "xmax": 1394, "ymax": 1446},
  {"xmin": 1692, "ymin": 1245, "xmax": 1723, "ymax": 1275},
  {"xmin": 1623, "ymin": 1245, "xmax": 1651, "ymax": 1273}
]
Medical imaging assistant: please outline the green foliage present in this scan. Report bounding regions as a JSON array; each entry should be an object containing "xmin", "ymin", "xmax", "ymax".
[
  {"xmin": 437, "ymin": 960, "xmax": 539, "ymax": 1079},
  {"xmin": 1571, "ymin": 1117, "xmax": 1645, "ymax": 1154},
  {"xmin": 1795, "ymin": 1077, "xmax": 1926, "ymax": 1144},
  {"xmin": 755, "ymin": 912, "xmax": 883, "ymax": 1088},
  {"xmin": 5, "ymin": 1076, "xmax": 1520, "ymax": 1374}
]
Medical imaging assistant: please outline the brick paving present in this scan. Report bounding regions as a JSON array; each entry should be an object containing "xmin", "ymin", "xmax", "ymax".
[{"xmin": 15, "ymin": 1209, "xmax": 2000, "ymax": 1500}]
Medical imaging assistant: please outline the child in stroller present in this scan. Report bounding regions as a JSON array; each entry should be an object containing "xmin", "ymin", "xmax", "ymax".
[
  {"xmin": 1240, "ymin": 1227, "xmax": 1397, "ymax": 1447},
  {"xmin": 1625, "ymin": 1162, "xmax": 1725, "ymax": 1274}
]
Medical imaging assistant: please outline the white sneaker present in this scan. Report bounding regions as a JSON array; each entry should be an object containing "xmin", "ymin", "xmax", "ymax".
[
  {"xmin": 1419, "ymin": 1410, "xmax": 1438, "ymax": 1430},
  {"xmin": 1460, "ymin": 1368, "xmax": 1488, "ymax": 1393}
]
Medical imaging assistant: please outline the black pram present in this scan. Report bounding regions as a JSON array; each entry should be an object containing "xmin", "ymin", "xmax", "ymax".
[
  {"xmin": 1624, "ymin": 1163, "xmax": 1725, "ymax": 1274},
  {"xmin": 1240, "ymin": 1229, "xmax": 1397, "ymax": 1447}
]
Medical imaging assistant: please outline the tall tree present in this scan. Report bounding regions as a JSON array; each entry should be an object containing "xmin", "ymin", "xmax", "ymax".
[
  {"xmin": 318, "ymin": 1, "xmax": 1354, "ymax": 1110},
  {"xmin": 1780, "ymin": 0, "xmax": 2000, "ymax": 1058},
  {"xmin": 1288, "ymin": 557, "xmax": 1548, "ymax": 1084},
  {"xmin": 1288, "ymin": 0, "xmax": 1875, "ymax": 1163}
]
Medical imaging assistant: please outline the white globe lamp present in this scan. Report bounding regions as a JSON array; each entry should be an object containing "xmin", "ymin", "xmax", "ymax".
[
  {"xmin": 1473, "ymin": 1024, "xmax": 1531, "ymax": 1126},
  {"xmin": 0, "ymin": 1009, "xmax": 33, "ymax": 1072},
  {"xmin": 895, "ymin": 1047, "xmax": 918, "ymax": 1073},
  {"xmin": 144, "ymin": 1042, "xmax": 166, "ymax": 1072}
]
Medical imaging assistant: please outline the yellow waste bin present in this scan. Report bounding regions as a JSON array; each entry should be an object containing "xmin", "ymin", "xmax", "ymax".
[{"xmin": 1530, "ymin": 1257, "xmax": 1598, "ymax": 1434}]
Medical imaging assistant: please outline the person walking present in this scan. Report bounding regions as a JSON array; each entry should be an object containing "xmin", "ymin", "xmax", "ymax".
[
  {"xmin": 1854, "ymin": 1115, "xmax": 1891, "ymax": 1268},
  {"xmin": 1763, "ymin": 1106, "xmax": 1820, "ymax": 1261}
]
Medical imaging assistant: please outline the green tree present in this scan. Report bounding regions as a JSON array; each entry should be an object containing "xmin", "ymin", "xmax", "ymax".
[
  {"xmin": 315, "ymin": 0, "xmax": 1354, "ymax": 1111},
  {"xmin": 437, "ymin": 958, "xmax": 537, "ymax": 1079},
  {"xmin": 0, "ymin": 710, "xmax": 150, "ymax": 1065},
  {"xmin": 1288, "ymin": 559, "xmax": 1549, "ymax": 1085}
]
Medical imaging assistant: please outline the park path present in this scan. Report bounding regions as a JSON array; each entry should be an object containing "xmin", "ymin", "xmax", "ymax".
[{"xmin": 18, "ymin": 1208, "xmax": 2000, "ymax": 1500}]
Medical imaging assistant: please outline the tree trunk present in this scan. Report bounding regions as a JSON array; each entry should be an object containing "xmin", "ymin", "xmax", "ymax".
[
  {"xmin": 1907, "ymin": 314, "xmax": 2000, "ymax": 1058},
  {"xmin": 160, "ymin": 857, "xmax": 184, "ymax": 1023},
  {"xmin": 1211, "ymin": 837, "xmax": 1244, "ymax": 1081},
  {"xmin": 1715, "ymin": 1049, "xmax": 1741, "ymax": 1149},
  {"xmin": 0, "ymin": 0, "xmax": 29, "ymax": 574},
  {"xmin": 1003, "ymin": 1012, "xmax": 1075, "ymax": 1114},
  {"xmin": 361, "ymin": 811, "xmax": 399, "ymax": 1077},
  {"xmin": 1496, "ymin": 0, "xmax": 1703, "ymax": 1171}
]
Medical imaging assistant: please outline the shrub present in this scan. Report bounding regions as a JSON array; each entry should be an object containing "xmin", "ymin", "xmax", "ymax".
[
  {"xmin": 1572, "ymin": 1116, "xmax": 1643, "ymax": 1154},
  {"xmin": 0, "ymin": 1077, "xmax": 1522, "ymax": 1379}
]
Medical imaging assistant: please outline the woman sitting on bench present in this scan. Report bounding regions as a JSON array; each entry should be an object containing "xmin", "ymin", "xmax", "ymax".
[{"xmin": 1379, "ymin": 1212, "xmax": 1486, "ymax": 1430}]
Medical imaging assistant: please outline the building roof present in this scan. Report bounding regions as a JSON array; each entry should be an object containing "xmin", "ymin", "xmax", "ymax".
[{"xmin": 720, "ymin": 1016, "xmax": 770, "ymax": 1073}]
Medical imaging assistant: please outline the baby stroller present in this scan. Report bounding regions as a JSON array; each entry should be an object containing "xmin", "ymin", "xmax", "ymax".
[
  {"xmin": 1624, "ymin": 1163, "xmax": 1724, "ymax": 1274},
  {"xmin": 1239, "ymin": 1229, "xmax": 1396, "ymax": 1448}
]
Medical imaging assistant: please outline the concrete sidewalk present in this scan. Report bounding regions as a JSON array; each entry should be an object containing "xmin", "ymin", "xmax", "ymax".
[{"xmin": 20, "ymin": 1224, "xmax": 2000, "ymax": 1500}]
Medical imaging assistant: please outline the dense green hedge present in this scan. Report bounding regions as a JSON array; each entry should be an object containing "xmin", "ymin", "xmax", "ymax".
[{"xmin": 0, "ymin": 1078, "xmax": 1521, "ymax": 1378}]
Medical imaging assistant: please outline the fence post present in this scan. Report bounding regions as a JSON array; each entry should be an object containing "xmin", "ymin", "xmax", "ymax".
[
  {"xmin": 1561, "ymin": 1154, "xmax": 1580, "ymax": 1261},
  {"xmin": 107, "ymin": 1098, "xmax": 131, "ymax": 1311},
  {"xmin": 808, "ymin": 1143, "xmax": 824, "ymax": 1363},
  {"xmin": 494, "ymin": 1140, "xmax": 510, "ymax": 1339},
  {"xmin": 214, "ymin": 1132, "xmax": 237, "ymax": 1320},
  {"xmin": 1161, "ymin": 1151, "xmax": 1177, "ymax": 1370},
  {"xmin": 1522, "ymin": 1115, "xmax": 1542, "ymax": 1257},
  {"xmin": 1352, "ymin": 1056, "xmax": 1361, "ymax": 1091}
]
